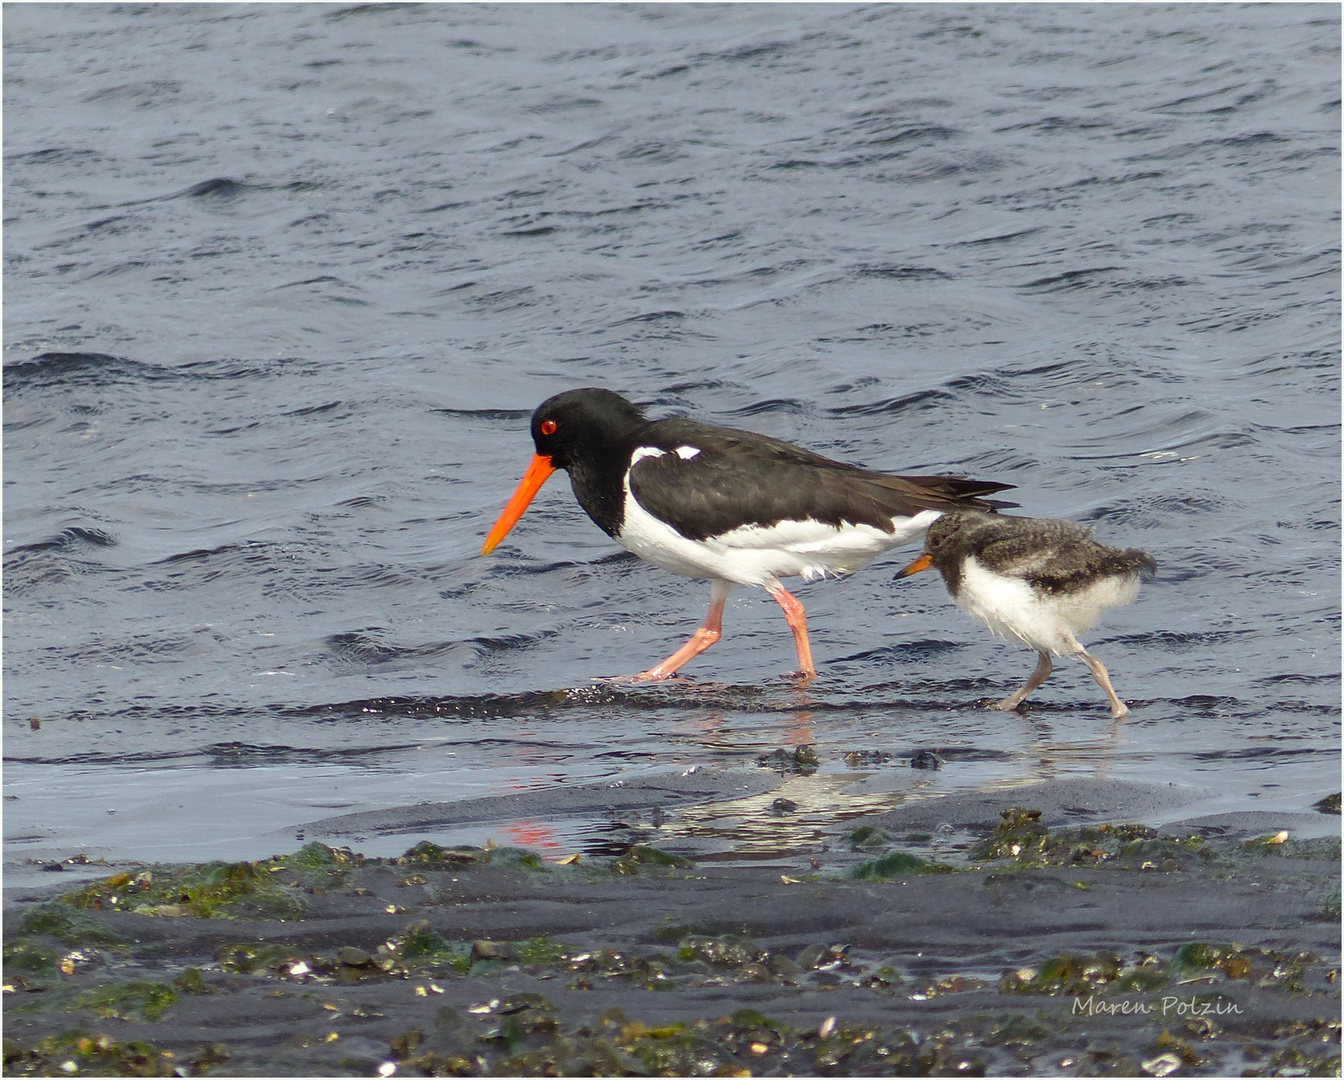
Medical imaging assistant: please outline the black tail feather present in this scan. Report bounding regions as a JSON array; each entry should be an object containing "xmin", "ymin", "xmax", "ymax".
[
  {"xmin": 1119, "ymin": 547, "xmax": 1158, "ymax": 580},
  {"xmin": 887, "ymin": 474, "xmax": 1017, "ymax": 512}
]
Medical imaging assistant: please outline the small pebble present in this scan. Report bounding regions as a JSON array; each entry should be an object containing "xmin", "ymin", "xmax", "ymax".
[{"xmin": 796, "ymin": 943, "xmax": 829, "ymax": 969}]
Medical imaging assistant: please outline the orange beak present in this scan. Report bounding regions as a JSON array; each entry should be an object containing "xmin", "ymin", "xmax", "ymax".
[
  {"xmin": 896, "ymin": 552, "xmax": 934, "ymax": 579},
  {"xmin": 481, "ymin": 453, "xmax": 557, "ymax": 555}
]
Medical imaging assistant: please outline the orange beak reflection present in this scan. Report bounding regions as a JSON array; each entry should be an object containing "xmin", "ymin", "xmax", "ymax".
[
  {"xmin": 896, "ymin": 552, "xmax": 934, "ymax": 578},
  {"xmin": 481, "ymin": 453, "xmax": 557, "ymax": 555}
]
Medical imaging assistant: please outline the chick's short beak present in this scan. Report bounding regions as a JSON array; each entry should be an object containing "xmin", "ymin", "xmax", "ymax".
[{"xmin": 896, "ymin": 552, "xmax": 934, "ymax": 579}]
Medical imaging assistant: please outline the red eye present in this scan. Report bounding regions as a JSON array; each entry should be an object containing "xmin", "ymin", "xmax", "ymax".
[{"xmin": 540, "ymin": 419, "xmax": 557, "ymax": 436}]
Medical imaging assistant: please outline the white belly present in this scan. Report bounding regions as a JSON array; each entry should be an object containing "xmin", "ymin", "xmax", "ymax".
[
  {"xmin": 617, "ymin": 477, "xmax": 939, "ymax": 587},
  {"xmin": 955, "ymin": 556, "xmax": 1141, "ymax": 655}
]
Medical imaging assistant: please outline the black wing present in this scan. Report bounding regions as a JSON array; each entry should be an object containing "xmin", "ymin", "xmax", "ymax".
[{"xmin": 628, "ymin": 418, "xmax": 1013, "ymax": 542}]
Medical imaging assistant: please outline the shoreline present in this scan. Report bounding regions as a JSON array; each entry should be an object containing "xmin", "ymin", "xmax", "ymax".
[{"xmin": 5, "ymin": 783, "xmax": 1338, "ymax": 1077}]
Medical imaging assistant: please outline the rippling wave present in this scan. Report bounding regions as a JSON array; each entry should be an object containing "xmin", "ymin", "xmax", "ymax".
[{"xmin": 3, "ymin": 3, "xmax": 1337, "ymax": 867}]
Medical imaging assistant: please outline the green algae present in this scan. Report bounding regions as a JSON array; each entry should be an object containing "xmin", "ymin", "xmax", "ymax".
[
  {"xmin": 62, "ymin": 859, "xmax": 294, "ymax": 920},
  {"xmin": 172, "ymin": 968, "xmax": 210, "ymax": 995},
  {"xmin": 15, "ymin": 905, "xmax": 130, "ymax": 949},
  {"xmin": 972, "ymin": 805, "xmax": 1051, "ymax": 858},
  {"xmin": 3, "ymin": 940, "xmax": 59, "ymax": 977},
  {"xmin": 465, "ymin": 935, "xmax": 573, "ymax": 976},
  {"xmin": 998, "ymin": 941, "xmax": 1336, "ymax": 1001},
  {"xmin": 514, "ymin": 936, "xmax": 572, "ymax": 967},
  {"xmin": 214, "ymin": 926, "xmax": 574, "ymax": 985},
  {"xmin": 6, "ymin": 834, "xmax": 1336, "ymax": 1077},
  {"xmin": 1246, "ymin": 1031, "xmax": 1344, "ymax": 1079},
  {"xmin": 1000, "ymin": 949, "xmax": 1168, "ymax": 997},
  {"xmin": 564, "ymin": 947, "xmax": 677, "ymax": 991},
  {"xmin": 12, "ymin": 976, "xmax": 183, "ymax": 1024},
  {"xmin": 73, "ymin": 980, "xmax": 179, "ymax": 1022},
  {"xmin": 45, "ymin": 838, "xmax": 691, "ymax": 936},
  {"xmin": 676, "ymin": 934, "xmax": 761, "ymax": 968},
  {"xmin": 483, "ymin": 846, "xmax": 551, "ymax": 872},
  {"xmin": 611, "ymin": 843, "xmax": 693, "ymax": 874},
  {"xmin": 840, "ymin": 823, "xmax": 956, "ymax": 878},
  {"xmin": 844, "ymin": 824, "xmax": 895, "ymax": 850},
  {"xmin": 982, "ymin": 1012, "xmax": 1054, "ymax": 1050},
  {"xmin": 396, "ymin": 839, "xmax": 487, "ymax": 869},
  {"xmin": 1169, "ymin": 942, "xmax": 1324, "ymax": 993},
  {"xmin": 2, "ymin": 1031, "xmax": 190, "ymax": 1078},
  {"xmin": 970, "ymin": 806, "xmax": 1210, "ymax": 869},
  {"xmin": 807, "ymin": 1019, "xmax": 984, "ymax": 1075},
  {"xmin": 45, "ymin": 843, "xmax": 373, "ymax": 923},
  {"xmin": 757, "ymin": 743, "xmax": 819, "ymax": 775},
  {"xmin": 1171, "ymin": 942, "xmax": 1258, "ymax": 978},
  {"xmin": 406, "ymin": 838, "xmax": 696, "ymax": 878},
  {"xmin": 848, "ymin": 850, "xmax": 953, "ymax": 879},
  {"xmin": 1319, "ymin": 882, "xmax": 1342, "ymax": 923},
  {"xmin": 467, "ymin": 1008, "xmax": 793, "ymax": 1078},
  {"xmin": 215, "ymin": 941, "xmax": 303, "ymax": 975},
  {"xmin": 401, "ymin": 924, "xmax": 472, "ymax": 971},
  {"xmin": 1240, "ymin": 834, "xmax": 1342, "ymax": 861},
  {"xmin": 617, "ymin": 1019, "xmax": 741, "ymax": 1076}
]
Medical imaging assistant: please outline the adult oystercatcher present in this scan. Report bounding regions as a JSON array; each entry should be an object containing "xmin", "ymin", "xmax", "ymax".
[
  {"xmin": 482, "ymin": 388, "xmax": 1013, "ymax": 681},
  {"xmin": 896, "ymin": 510, "xmax": 1156, "ymax": 718}
]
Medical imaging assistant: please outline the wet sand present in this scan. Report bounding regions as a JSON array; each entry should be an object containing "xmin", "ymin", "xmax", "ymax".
[{"xmin": 4, "ymin": 777, "xmax": 1338, "ymax": 1077}]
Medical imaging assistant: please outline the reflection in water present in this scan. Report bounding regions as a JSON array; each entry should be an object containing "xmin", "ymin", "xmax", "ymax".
[
  {"xmin": 784, "ymin": 709, "xmax": 816, "ymax": 748},
  {"xmin": 500, "ymin": 819, "xmax": 564, "ymax": 852},
  {"xmin": 978, "ymin": 704, "xmax": 1127, "ymax": 796},
  {"xmin": 665, "ymin": 706, "xmax": 817, "ymax": 754},
  {"xmin": 671, "ymin": 770, "xmax": 940, "ymax": 859},
  {"xmin": 654, "ymin": 703, "xmax": 1136, "ymax": 861},
  {"xmin": 660, "ymin": 702, "xmax": 934, "ymax": 858},
  {"xmin": 665, "ymin": 712, "xmax": 734, "ymax": 752}
]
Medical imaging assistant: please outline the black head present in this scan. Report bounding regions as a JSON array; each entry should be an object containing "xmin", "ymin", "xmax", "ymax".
[
  {"xmin": 530, "ymin": 387, "xmax": 647, "ymax": 471},
  {"xmin": 483, "ymin": 387, "xmax": 648, "ymax": 554}
]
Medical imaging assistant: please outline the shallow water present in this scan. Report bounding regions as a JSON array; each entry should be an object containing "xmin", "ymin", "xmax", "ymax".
[{"xmin": 4, "ymin": 4, "xmax": 1339, "ymax": 886}]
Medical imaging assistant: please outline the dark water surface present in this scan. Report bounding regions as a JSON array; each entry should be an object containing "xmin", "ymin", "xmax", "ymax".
[{"xmin": 5, "ymin": 4, "xmax": 1339, "ymax": 885}]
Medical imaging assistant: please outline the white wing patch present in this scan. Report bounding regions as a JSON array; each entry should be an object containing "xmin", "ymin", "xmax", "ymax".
[
  {"xmin": 618, "ymin": 476, "xmax": 923, "ymax": 586},
  {"xmin": 633, "ymin": 444, "xmax": 699, "ymax": 462},
  {"xmin": 885, "ymin": 508, "xmax": 942, "ymax": 547},
  {"xmin": 618, "ymin": 453, "xmax": 943, "ymax": 587}
]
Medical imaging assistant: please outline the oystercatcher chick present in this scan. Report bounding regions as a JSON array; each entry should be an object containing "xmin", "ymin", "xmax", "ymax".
[
  {"xmin": 481, "ymin": 388, "xmax": 1013, "ymax": 682},
  {"xmin": 896, "ymin": 510, "xmax": 1156, "ymax": 718}
]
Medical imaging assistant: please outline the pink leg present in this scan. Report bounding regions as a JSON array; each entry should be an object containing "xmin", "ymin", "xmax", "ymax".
[
  {"xmin": 1078, "ymin": 650, "xmax": 1129, "ymax": 720},
  {"xmin": 767, "ymin": 582, "xmax": 815, "ymax": 682},
  {"xmin": 995, "ymin": 651, "xmax": 1052, "ymax": 712},
  {"xmin": 632, "ymin": 581, "xmax": 730, "ymax": 680}
]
